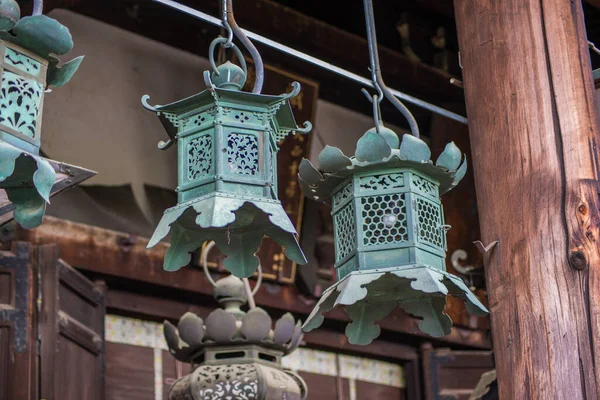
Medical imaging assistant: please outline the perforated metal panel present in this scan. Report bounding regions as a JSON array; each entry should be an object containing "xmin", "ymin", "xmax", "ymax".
[
  {"xmin": 412, "ymin": 174, "xmax": 438, "ymax": 198},
  {"xmin": 358, "ymin": 173, "xmax": 405, "ymax": 192},
  {"xmin": 415, "ymin": 196, "xmax": 444, "ymax": 248},
  {"xmin": 0, "ymin": 70, "xmax": 43, "ymax": 139},
  {"xmin": 187, "ymin": 134, "xmax": 213, "ymax": 180},
  {"xmin": 332, "ymin": 181, "xmax": 353, "ymax": 208},
  {"xmin": 333, "ymin": 202, "xmax": 356, "ymax": 261},
  {"xmin": 227, "ymin": 133, "xmax": 259, "ymax": 175},
  {"xmin": 360, "ymin": 194, "xmax": 408, "ymax": 246}
]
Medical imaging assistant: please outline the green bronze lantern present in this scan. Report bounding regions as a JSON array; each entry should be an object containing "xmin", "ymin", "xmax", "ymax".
[
  {"xmin": 0, "ymin": 0, "xmax": 87, "ymax": 229},
  {"xmin": 164, "ymin": 245, "xmax": 307, "ymax": 400},
  {"xmin": 142, "ymin": 36, "xmax": 311, "ymax": 278},
  {"xmin": 297, "ymin": 0, "xmax": 488, "ymax": 345}
]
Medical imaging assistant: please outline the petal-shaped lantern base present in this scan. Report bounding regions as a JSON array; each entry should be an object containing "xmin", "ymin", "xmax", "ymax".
[
  {"xmin": 148, "ymin": 193, "xmax": 307, "ymax": 278},
  {"xmin": 302, "ymin": 264, "xmax": 488, "ymax": 345},
  {"xmin": 0, "ymin": 140, "xmax": 55, "ymax": 229}
]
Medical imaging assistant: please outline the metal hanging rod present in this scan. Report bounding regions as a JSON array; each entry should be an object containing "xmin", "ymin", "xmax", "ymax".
[{"xmin": 153, "ymin": 0, "xmax": 468, "ymax": 125}]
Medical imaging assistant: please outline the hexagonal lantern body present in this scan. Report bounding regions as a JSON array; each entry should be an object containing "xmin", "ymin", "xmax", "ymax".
[
  {"xmin": 143, "ymin": 62, "xmax": 312, "ymax": 278},
  {"xmin": 0, "ymin": 12, "xmax": 90, "ymax": 230},
  {"xmin": 332, "ymin": 167, "xmax": 447, "ymax": 280},
  {"xmin": 160, "ymin": 89, "xmax": 294, "ymax": 205},
  {"xmin": 298, "ymin": 131, "xmax": 488, "ymax": 345},
  {"xmin": 0, "ymin": 40, "xmax": 48, "ymax": 155}
]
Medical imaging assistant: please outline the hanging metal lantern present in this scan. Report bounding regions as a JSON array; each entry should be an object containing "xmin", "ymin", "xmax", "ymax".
[
  {"xmin": 164, "ymin": 249, "xmax": 307, "ymax": 400},
  {"xmin": 296, "ymin": 0, "xmax": 488, "ymax": 345},
  {"xmin": 142, "ymin": 35, "xmax": 311, "ymax": 278},
  {"xmin": 0, "ymin": 0, "xmax": 89, "ymax": 229}
]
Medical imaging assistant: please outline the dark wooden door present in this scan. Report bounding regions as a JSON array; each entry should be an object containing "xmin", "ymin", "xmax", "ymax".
[
  {"xmin": 38, "ymin": 244, "xmax": 105, "ymax": 400},
  {"xmin": 0, "ymin": 242, "xmax": 38, "ymax": 400}
]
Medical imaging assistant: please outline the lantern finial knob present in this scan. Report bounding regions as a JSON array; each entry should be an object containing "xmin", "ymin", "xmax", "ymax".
[
  {"xmin": 213, "ymin": 274, "xmax": 248, "ymax": 316},
  {"xmin": 211, "ymin": 61, "xmax": 247, "ymax": 91}
]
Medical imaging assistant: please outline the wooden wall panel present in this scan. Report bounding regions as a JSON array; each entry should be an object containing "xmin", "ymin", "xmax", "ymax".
[
  {"xmin": 105, "ymin": 342, "xmax": 155, "ymax": 400},
  {"xmin": 0, "ymin": 325, "xmax": 9, "ymax": 400},
  {"xmin": 0, "ymin": 243, "xmax": 37, "ymax": 400},
  {"xmin": 55, "ymin": 338, "xmax": 100, "ymax": 400},
  {"xmin": 356, "ymin": 380, "xmax": 406, "ymax": 400},
  {"xmin": 0, "ymin": 270, "xmax": 11, "ymax": 305},
  {"xmin": 39, "ymin": 245, "xmax": 105, "ymax": 400},
  {"xmin": 298, "ymin": 372, "xmax": 349, "ymax": 400},
  {"xmin": 422, "ymin": 345, "xmax": 494, "ymax": 400}
]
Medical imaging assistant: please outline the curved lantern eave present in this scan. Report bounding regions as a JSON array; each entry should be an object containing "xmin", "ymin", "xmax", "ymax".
[{"xmin": 298, "ymin": 130, "xmax": 488, "ymax": 345}]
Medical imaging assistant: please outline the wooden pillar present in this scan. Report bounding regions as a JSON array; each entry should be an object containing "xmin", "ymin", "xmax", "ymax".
[{"xmin": 454, "ymin": 0, "xmax": 600, "ymax": 398}]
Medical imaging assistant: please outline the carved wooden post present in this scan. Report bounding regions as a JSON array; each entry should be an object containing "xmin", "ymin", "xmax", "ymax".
[{"xmin": 454, "ymin": 0, "xmax": 600, "ymax": 397}]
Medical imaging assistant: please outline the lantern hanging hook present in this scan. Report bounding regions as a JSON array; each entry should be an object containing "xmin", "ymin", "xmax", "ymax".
[
  {"xmin": 220, "ymin": 0, "xmax": 234, "ymax": 48},
  {"xmin": 32, "ymin": 0, "xmax": 43, "ymax": 15},
  {"xmin": 362, "ymin": 0, "xmax": 420, "ymax": 138},
  {"xmin": 201, "ymin": 241, "xmax": 263, "ymax": 309},
  {"xmin": 361, "ymin": 91, "xmax": 383, "ymax": 133},
  {"xmin": 214, "ymin": 0, "xmax": 264, "ymax": 93}
]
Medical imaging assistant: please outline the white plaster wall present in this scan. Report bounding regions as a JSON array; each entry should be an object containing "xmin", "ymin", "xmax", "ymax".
[
  {"xmin": 42, "ymin": 10, "xmax": 407, "ymax": 218},
  {"xmin": 42, "ymin": 10, "xmax": 210, "ymax": 217}
]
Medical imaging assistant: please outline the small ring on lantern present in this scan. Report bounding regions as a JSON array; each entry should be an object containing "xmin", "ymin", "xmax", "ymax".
[
  {"xmin": 208, "ymin": 37, "xmax": 248, "ymax": 78},
  {"xmin": 201, "ymin": 240, "xmax": 263, "ymax": 295}
]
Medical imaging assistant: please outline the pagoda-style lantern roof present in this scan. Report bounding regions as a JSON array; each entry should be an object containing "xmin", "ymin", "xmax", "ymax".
[{"xmin": 142, "ymin": 43, "xmax": 311, "ymax": 278}]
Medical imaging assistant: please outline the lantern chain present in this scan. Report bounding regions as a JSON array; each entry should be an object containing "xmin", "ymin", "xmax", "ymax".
[
  {"xmin": 32, "ymin": 0, "xmax": 43, "ymax": 15},
  {"xmin": 220, "ymin": 0, "xmax": 234, "ymax": 48},
  {"xmin": 216, "ymin": 0, "xmax": 264, "ymax": 94},
  {"xmin": 362, "ymin": 0, "xmax": 420, "ymax": 138}
]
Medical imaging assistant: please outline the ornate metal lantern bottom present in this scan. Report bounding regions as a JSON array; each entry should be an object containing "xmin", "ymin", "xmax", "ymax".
[
  {"xmin": 148, "ymin": 193, "xmax": 306, "ymax": 278},
  {"xmin": 169, "ymin": 358, "xmax": 306, "ymax": 400},
  {"xmin": 0, "ymin": 140, "xmax": 55, "ymax": 228},
  {"xmin": 302, "ymin": 264, "xmax": 488, "ymax": 345}
]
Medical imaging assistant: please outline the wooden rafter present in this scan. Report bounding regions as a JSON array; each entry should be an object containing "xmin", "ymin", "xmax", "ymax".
[{"xmin": 16, "ymin": 216, "xmax": 491, "ymax": 350}]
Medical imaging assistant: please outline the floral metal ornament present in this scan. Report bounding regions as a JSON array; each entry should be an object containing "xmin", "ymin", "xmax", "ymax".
[
  {"xmin": 164, "ymin": 273, "xmax": 307, "ymax": 400},
  {"xmin": 0, "ymin": 0, "xmax": 87, "ymax": 229},
  {"xmin": 297, "ymin": 0, "xmax": 488, "ymax": 345},
  {"xmin": 142, "ymin": 35, "xmax": 311, "ymax": 278}
]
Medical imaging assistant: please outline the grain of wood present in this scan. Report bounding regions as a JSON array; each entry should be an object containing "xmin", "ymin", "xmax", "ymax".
[{"xmin": 454, "ymin": 0, "xmax": 600, "ymax": 397}]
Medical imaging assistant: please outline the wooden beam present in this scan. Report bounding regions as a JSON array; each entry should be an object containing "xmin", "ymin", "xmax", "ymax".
[
  {"xmin": 17, "ymin": 216, "xmax": 491, "ymax": 349},
  {"xmin": 455, "ymin": 0, "xmax": 600, "ymax": 397},
  {"xmin": 52, "ymin": 0, "xmax": 462, "ymax": 128}
]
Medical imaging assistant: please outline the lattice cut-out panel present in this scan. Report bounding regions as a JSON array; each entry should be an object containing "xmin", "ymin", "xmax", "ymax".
[
  {"xmin": 415, "ymin": 197, "xmax": 444, "ymax": 248},
  {"xmin": 184, "ymin": 111, "xmax": 210, "ymax": 130},
  {"xmin": 227, "ymin": 133, "xmax": 260, "ymax": 175},
  {"xmin": 187, "ymin": 135, "xmax": 213, "ymax": 180},
  {"xmin": 4, "ymin": 48, "xmax": 42, "ymax": 77},
  {"xmin": 359, "ymin": 173, "xmax": 405, "ymax": 192},
  {"xmin": 412, "ymin": 175, "xmax": 438, "ymax": 197},
  {"xmin": 0, "ymin": 70, "xmax": 43, "ymax": 139},
  {"xmin": 195, "ymin": 364, "xmax": 259, "ymax": 399},
  {"xmin": 332, "ymin": 181, "xmax": 353, "ymax": 208},
  {"xmin": 360, "ymin": 194, "xmax": 408, "ymax": 246},
  {"xmin": 334, "ymin": 202, "xmax": 357, "ymax": 261},
  {"xmin": 274, "ymin": 129, "xmax": 292, "ymax": 143}
]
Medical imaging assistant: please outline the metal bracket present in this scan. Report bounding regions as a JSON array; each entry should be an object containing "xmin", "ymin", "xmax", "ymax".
[{"xmin": 474, "ymin": 240, "xmax": 499, "ymax": 255}]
